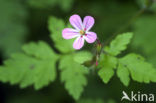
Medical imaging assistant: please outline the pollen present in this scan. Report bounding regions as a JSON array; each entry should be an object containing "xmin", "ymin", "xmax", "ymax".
[{"xmin": 80, "ymin": 30, "xmax": 85, "ymax": 35}]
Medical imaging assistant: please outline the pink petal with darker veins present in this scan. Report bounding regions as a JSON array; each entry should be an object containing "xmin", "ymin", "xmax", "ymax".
[
  {"xmin": 83, "ymin": 16, "xmax": 94, "ymax": 31},
  {"xmin": 62, "ymin": 28, "xmax": 79, "ymax": 39},
  {"xmin": 85, "ymin": 32, "xmax": 97, "ymax": 43},
  {"xmin": 69, "ymin": 14, "xmax": 83, "ymax": 31},
  {"xmin": 73, "ymin": 36, "xmax": 84, "ymax": 50}
]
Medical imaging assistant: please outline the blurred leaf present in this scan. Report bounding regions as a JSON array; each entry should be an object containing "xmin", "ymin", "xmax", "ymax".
[
  {"xmin": 119, "ymin": 53, "xmax": 156, "ymax": 83},
  {"xmin": 98, "ymin": 54, "xmax": 117, "ymax": 83},
  {"xmin": 59, "ymin": 0, "xmax": 74, "ymax": 11},
  {"xmin": 27, "ymin": 0, "xmax": 57, "ymax": 8},
  {"xmin": 59, "ymin": 55, "xmax": 88, "ymax": 100},
  {"xmin": 48, "ymin": 16, "xmax": 74, "ymax": 53},
  {"xmin": 104, "ymin": 32, "xmax": 133, "ymax": 56},
  {"xmin": 136, "ymin": 0, "xmax": 156, "ymax": 11},
  {"xmin": 27, "ymin": 0, "xmax": 74, "ymax": 11},
  {"xmin": 107, "ymin": 100, "xmax": 116, "ymax": 103},
  {"xmin": 0, "ymin": 0, "xmax": 28, "ymax": 57},
  {"xmin": 0, "ymin": 41, "xmax": 58, "ymax": 90},
  {"xmin": 132, "ymin": 15, "xmax": 156, "ymax": 66},
  {"xmin": 77, "ymin": 98, "xmax": 104, "ymax": 103},
  {"xmin": 74, "ymin": 51, "xmax": 93, "ymax": 64}
]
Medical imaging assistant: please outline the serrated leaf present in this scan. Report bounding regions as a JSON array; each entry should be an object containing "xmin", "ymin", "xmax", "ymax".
[
  {"xmin": 0, "ymin": 41, "xmax": 58, "ymax": 90},
  {"xmin": 59, "ymin": 55, "xmax": 88, "ymax": 100},
  {"xmin": 104, "ymin": 32, "xmax": 133, "ymax": 56},
  {"xmin": 98, "ymin": 54, "xmax": 117, "ymax": 83},
  {"xmin": 117, "ymin": 63, "xmax": 130, "ymax": 86},
  {"xmin": 48, "ymin": 17, "xmax": 74, "ymax": 53},
  {"xmin": 119, "ymin": 53, "xmax": 156, "ymax": 83},
  {"xmin": 74, "ymin": 51, "xmax": 93, "ymax": 64}
]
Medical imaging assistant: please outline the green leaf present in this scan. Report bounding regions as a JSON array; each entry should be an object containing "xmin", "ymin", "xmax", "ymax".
[
  {"xmin": 48, "ymin": 17, "xmax": 74, "ymax": 53},
  {"xmin": 104, "ymin": 32, "xmax": 133, "ymax": 56},
  {"xmin": 98, "ymin": 54, "xmax": 117, "ymax": 83},
  {"xmin": 74, "ymin": 51, "xmax": 93, "ymax": 64},
  {"xmin": 117, "ymin": 63, "xmax": 130, "ymax": 86},
  {"xmin": 0, "ymin": 41, "xmax": 58, "ymax": 90},
  {"xmin": 119, "ymin": 53, "xmax": 156, "ymax": 83},
  {"xmin": 59, "ymin": 55, "xmax": 88, "ymax": 100}
]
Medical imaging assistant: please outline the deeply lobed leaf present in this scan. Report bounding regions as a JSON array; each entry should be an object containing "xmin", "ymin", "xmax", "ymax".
[
  {"xmin": 0, "ymin": 41, "xmax": 58, "ymax": 90},
  {"xmin": 59, "ymin": 55, "xmax": 89, "ymax": 100},
  {"xmin": 118, "ymin": 53, "xmax": 156, "ymax": 84}
]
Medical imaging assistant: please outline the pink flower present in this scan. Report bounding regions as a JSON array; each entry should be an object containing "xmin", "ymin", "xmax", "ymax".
[{"xmin": 62, "ymin": 14, "xmax": 97, "ymax": 50}]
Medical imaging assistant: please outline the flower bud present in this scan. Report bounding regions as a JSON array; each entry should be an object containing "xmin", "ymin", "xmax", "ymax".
[{"xmin": 96, "ymin": 42, "xmax": 102, "ymax": 54}]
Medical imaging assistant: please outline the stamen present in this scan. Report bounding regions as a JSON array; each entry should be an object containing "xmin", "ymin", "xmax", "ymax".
[
  {"xmin": 85, "ymin": 34, "xmax": 87, "ymax": 36},
  {"xmin": 81, "ymin": 35, "xmax": 83, "ymax": 38},
  {"xmin": 80, "ymin": 30, "xmax": 85, "ymax": 35}
]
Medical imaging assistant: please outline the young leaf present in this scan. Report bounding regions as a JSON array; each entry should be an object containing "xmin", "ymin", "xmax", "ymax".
[
  {"xmin": 0, "ymin": 41, "xmax": 58, "ymax": 90},
  {"xmin": 59, "ymin": 55, "xmax": 88, "ymax": 100},
  {"xmin": 119, "ymin": 53, "xmax": 156, "ymax": 83},
  {"xmin": 48, "ymin": 17, "xmax": 74, "ymax": 53},
  {"xmin": 74, "ymin": 51, "xmax": 93, "ymax": 64},
  {"xmin": 98, "ymin": 54, "xmax": 117, "ymax": 83},
  {"xmin": 104, "ymin": 32, "xmax": 133, "ymax": 56},
  {"xmin": 117, "ymin": 63, "xmax": 130, "ymax": 86}
]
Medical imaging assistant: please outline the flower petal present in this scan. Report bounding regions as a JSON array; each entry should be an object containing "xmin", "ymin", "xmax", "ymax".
[
  {"xmin": 62, "ymin": 28, "xmax": 79, "ymax": 39},
  {"xmin": 73, "ymin": 36, "xmax": 84, "ymax": 50},
  {"xmin": 83, "ymin": 16, "xmax": 94, "ymax": 31},
  {"xmin": 84, "ymin": 32, "xmax": 97, "ymax": 43},
  {"xmin": 69, "ymin": 14, "xmax": 83, "ymax": 31}
]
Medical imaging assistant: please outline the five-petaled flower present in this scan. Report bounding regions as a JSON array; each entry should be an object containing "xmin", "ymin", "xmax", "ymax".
[{"xmin": 62, "ymin": 14, "xmax": 97, "ymax": 50}]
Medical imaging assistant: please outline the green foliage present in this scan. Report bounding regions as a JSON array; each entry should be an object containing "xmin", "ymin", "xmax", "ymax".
[
  {"xmin": 117, "ymin": 63, "xmax": 130, "ymax": 86},
  {"xmin": 119, "ymin": 53, "xmax": 156, "ymax": 83},
  {"xmin": 104, "ymin": 33, "xmax": 133, "ymax": 56},
  {"xmin": 1, "ymin": 11, "xmax": 156, "ymax": 102},
  {"xmin": 136, "ymin": 0, "xmax": 156, "ymax": 11},
  {"xmin": 59, "ymin": 55, "xmax": 89, "ymax": 100},
  {"xmin": 48, "ymin": 16, "xmax": 74, "ymax": 53},
  {"xmin": 77, "ymin": 99, "xmax": 104, "ymax": 103},
  {"xmin": 132, "ymin": 15, "xmax": 156, "ymax": 66},
  {"xmin": 27, "ymin": 0, "xmax": 74, "ymax": 11},
  {"xmin": 98, "ymin": 54, "xmax": 117, "ymax": 83},
  {"xmin": 74, "ymin": 51, "xmax": 93, "ymax": 64},
  {"xmin": 77, "ymin": 99, "xmax": 115, "ymax": 103},
  {"xmin": 0, "ymin": 0, "xmax": 28, "ymax": 57},
  {"xmin": 99, "ymin": 32, "xmax": 156, "ymax": 86},
  {"xmin": 0, "ymin": 41, "xmax": 58, "ymax": 90}
]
